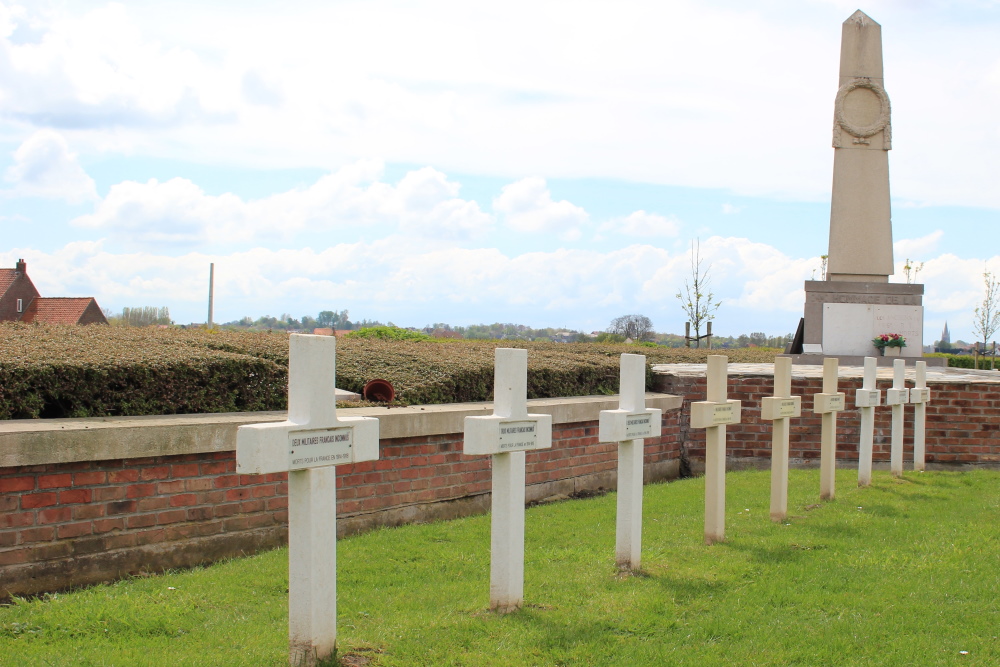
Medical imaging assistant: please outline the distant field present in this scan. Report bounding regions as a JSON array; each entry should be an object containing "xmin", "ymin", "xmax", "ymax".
[
  {"xmin": 1, "ymin": 469, "xmax": 997, "ymax": 666},
  {"xmin": 0, "ymin": 324, "xmax": 780, "ymax": 418}
]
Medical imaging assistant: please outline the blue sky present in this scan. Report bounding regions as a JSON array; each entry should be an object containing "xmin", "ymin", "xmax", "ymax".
[{"xmin": 1, "ymin": 1, "xmax": 999, "ymax": 342}]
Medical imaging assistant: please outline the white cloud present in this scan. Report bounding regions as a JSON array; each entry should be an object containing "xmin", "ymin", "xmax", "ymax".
[
  {"xmin": 1, "ymin": 3, "xmax": 998, "ymax": 209},
  {"xmin": 647, "ymin": 236, "xmax": 816, "ymax": 317},
  {"xmin": 0, "ymin": 3, "xmax": 231, "ymax": 130},
  {"xmin": 721, "ymin": 204, "xmax": 741, "ymax": 215},
  {"xmin": 3, "ymin": 130, "xmax": 97, "ymax": 202},
  {"xmin": 71, "ymin": 161, "xmax": 492, "ymax": 247},
  {"xmin": 598, "ymin": 210, "xmax": 680, "ymax": 238},
  {"xmin": 7, "ymin": 236, "xmax": 1000, "ymax": 341},
  {"xmin": 389, "ymin": 167, "xmax": 494, "ymax": 239},
  {"xmin": 241, "ymin": 70, "xmax": 283, "ymax": 107},
  {"xmin": 894, "ymin": 231, "xmax": 944, "ymax": 260},
  {"xmin": 493, "ymin": 177, "xmax": 588, "ymax": 239}
]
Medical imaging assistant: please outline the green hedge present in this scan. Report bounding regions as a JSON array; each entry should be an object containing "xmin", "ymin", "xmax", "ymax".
[
  {"xmin": 925, "ymin": 352, "xmax": 1000, "ymax": 370},
  {"xmin": 0, "ymin": 325, "xmax": 288, "ymax": 419},
  {"xmin": 0, "ymin": 324, "xmax": 781, "ymax": 419}
]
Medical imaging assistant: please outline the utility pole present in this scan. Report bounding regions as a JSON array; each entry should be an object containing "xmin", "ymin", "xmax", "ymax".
[{"xmin": 207, "ymin": 263, "xmax": 215, "ymax": 329}]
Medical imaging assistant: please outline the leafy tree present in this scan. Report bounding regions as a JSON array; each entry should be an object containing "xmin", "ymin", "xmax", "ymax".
[
  {"xmin": 608, "ymin": 314, "xmax": 654, "ymax": 341},
  {"xmin": 973, "ymin": 270, "xmax": 1000, "ymax": 350},
  {"xmin": 345, "ymin": 326, "xmax": 431, "ymax": 341},
  {"xmin": 317, "ymin": 309, "xmax": 351, "ymax": 328},
  {"xmin": 108, "ymin": 306, "xmax": 172, "ymax": 327},
  {"xmin": 675, "ymin": 238, "xmax": 720, "ymax": 347},
  {"xmin": 594, "ymin": 332, "xmax": 627, "ymax": 343}
]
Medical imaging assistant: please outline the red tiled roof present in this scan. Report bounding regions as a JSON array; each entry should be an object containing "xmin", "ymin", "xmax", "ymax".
[
  {"xmin": 0, "ymin": 269, "xmax": 17, "ymax": 297},
  {"xmin": 21, "ymin": 298, "xmax": 97, "ymax": 325}
]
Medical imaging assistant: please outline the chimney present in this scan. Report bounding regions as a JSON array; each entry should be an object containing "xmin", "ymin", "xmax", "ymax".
[{"xmin": 15, "ymin": 258, "xmax": 25, "ymax": 274}]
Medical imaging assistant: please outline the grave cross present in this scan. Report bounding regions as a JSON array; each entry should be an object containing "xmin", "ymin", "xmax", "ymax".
[
  {"xmin": 813, "ymin": 358, "xmax": 845, "ymax": 500},
  {"xmin": 690, "ymin": 355, "xmax": 742, "ymax": 545},
  {"xmin": 464, "ymin": 348, "xmax": 553, "ymax": 612},
  {"xmin": 237, "ymin": 334, "xmax": 379, "ymax": 667},
  {"xmin": 760, "ymin": 356, "xmax": 801, "ymax": 522},
  {"xmin": 909, "ymin": 361, "xmax": 931, "ymax": 471},
  {"xmin": 599, "ymin": 353, "xmax": 662, "ymax": 570},
  {"xmin": 855, "ymin": 356, "xmax": 882, "ymax": 487},
  {"xmin": 886, "ymin": 359, "xmax": 910, "ymax": 477}
]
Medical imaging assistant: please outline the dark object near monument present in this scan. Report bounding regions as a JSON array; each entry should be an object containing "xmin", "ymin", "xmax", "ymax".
[
  {"xmin": 787, "ymin": 318, "xmax": 805, "ymax": 354},
  {"xmin": 363, "ymin": 379, "xmax": 395, "ymax": 402}
]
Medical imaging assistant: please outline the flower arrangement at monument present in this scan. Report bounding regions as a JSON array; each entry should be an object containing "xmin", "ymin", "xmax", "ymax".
[{"xmin": 872, "ymin": 333, "xmax": 906, "ymax": 356}]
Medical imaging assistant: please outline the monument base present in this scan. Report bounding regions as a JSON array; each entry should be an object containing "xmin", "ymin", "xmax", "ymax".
[{"xmin": 801, "ymin": 280, "xmax": 925, "ymax": 358}]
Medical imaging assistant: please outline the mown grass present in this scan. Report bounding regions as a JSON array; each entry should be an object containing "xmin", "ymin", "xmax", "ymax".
[{"xmin": 2, "ymin": 469, "xmax": 997, "ymax": 666}]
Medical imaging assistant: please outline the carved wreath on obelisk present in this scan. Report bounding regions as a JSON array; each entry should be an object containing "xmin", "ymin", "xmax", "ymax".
[{"xmin": 832, "ymin": 77, "xmax": 892, "ymax": 150}]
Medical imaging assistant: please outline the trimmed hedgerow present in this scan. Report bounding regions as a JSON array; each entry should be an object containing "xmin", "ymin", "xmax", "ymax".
[
  {"xmin": 344, "ymin": 326, "xmax": 432, "ymax": 342},
  {"xmin": 0, "ymin": 324, "xmax": 780, "ymax": 419},
  {"xmin": 0, "ymin": 324, "xmax": 287, "ymax": 419},
  {"xmin": 925, "ymin": 352, "xmax": 1000, "ymax": 370}
]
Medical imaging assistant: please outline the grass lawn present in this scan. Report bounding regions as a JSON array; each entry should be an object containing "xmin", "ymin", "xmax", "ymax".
[{"xmin": 2, "ymin": 468, "xmax": 998, "ymax": 666}]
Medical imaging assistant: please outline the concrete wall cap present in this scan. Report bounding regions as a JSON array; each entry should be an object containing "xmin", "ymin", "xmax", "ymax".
[{"xmin": 0, "ymin": 394, "xmax": 681, "ymax": 468}]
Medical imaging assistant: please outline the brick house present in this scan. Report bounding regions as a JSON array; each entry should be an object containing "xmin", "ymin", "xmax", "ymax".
[{"xmin": 0, "ymin": 259, "xmax": 108, "ymax": 325}]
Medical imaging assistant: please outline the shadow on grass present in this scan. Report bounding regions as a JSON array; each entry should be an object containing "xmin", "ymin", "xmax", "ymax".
[
  {"xmin": 469, "ymin": 605, "xmax": 664, "ymax": 664},
  {"xmin": 796, "ymin": 519, "xmax": 866, "ymax": 539},
  {"xmin": 715, "ymin": 540, "xmax": 812, "ymax": 566},
  {"xmin": 649, "ymin": 571, "xmax": 730, "ymax": 605},
  {"xmin": 868, "ymin": 483, "xmax": 949, "ymax": 504}
]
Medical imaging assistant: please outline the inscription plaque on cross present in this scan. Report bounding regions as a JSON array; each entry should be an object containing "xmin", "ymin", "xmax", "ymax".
[
  {"xmin": 855, "ymin": 356, "xmax": 882, "ymax": 487},
  {"xmin": 690, "ymin": 355, "xmax": 742, "ymax": 545},
  {"xmin": 886, "ymin": 358, "xmax": 910, "ymax": 477},
  {"xmin": 464, "ymin": 348, "xmax": 553, "ymax": 612},
  {"xmin": 760, "ymin": 356, "xmax": 801, "ymax": 522},
  {"xmin": 813, "ymin": 358, "xmax": 845, "ymax": 500},
  {"xmin": 599, "ymin": 353, "xmax": 662, "ymax": 570},
  {"xmin": 909, "ymin": 361, "xmax": 931, "ymax": 471},
  {"xmin": 237, "ymin": 334, "xmax": 379, "ymax": 667}
]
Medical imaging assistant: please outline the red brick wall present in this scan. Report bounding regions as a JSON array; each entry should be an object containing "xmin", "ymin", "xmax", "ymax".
[
  {"xmin": 656, "ymin": 374, "xmax": 1000, "ymax": 467},
  {"xmin": 0, "ymin": 415, "xmax": 681, "ymax": 599},
  {"xmin": 0, "ymin": 274, "xmax": 40, "ymax": 322},
  {"xmin": 78, "ymin": 299, "xmax": 109, "ymax": 325}
]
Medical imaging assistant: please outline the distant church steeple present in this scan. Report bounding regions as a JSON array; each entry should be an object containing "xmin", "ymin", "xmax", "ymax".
[{"xmin": 941, "ymin": 322, "xmax": 951, "ymax": 345}]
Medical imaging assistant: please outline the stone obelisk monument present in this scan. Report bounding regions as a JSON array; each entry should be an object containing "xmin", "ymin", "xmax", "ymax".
[
  {"xmin": 790, "ymin": 10, "xmax": 928, "ymax": 366},
  {"xmin": 827, "ymin": 10, "xmax": 893, "ymax": 282}
]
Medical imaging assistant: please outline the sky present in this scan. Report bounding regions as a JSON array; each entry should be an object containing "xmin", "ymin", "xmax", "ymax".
[{"xmin": 1, "ymin": 1, "xmax": 999, "ymax": 342}]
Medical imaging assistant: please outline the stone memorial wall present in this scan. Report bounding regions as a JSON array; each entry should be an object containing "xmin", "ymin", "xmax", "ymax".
[
  {"xmin": 0, "ymin": 395, "xmax": 681, "ymax": 599},
  {"xmin": 655, "ymin": 372, "xmax": 1000, "ymax": 471},
  {"xmin": 4, "ymin": 367, "xmax": 1000, "ymax": 599}
]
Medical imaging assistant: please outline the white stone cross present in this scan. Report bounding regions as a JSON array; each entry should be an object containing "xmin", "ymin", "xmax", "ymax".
[
  {"xmin": 761, "ymin": 356, "xmax": 801, "ymax": 522},
  {"xmin": 464, "ymin": 348, "xmax": 552, "ymax": 613},
  {"xmin": 909, "ymin": 361, "xmax": 931, "ymax": 471},
  {"xmin": 855, "ymin": 356, "xmax": 882, "ymax": 487},
  {"xmin": 598, "ymin": 353, "xmax": 662, "ymax": 570},
  {"xmin": 690, "ymin": 355, "xmax": 742, "ymax": 545},
  {"xmin": 813, "ymin": 358, "xmax": 845, "ymax": 500},
  {"xmin": 237, "ymin": 334, "xmax": 379, "ymax": 667},
  {"xmin": 886, "ymin": 358, "xmax": 910, "ymax": 477}
]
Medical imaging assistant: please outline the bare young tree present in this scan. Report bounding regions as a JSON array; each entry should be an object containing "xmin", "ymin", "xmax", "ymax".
[
  {"xmin": 676, "ymin": 239, "xmax": 720, "ymax": 347},
  {"xmin": 973, "ymin": 270, "xmax": 1000, "ymax": 351},
  {"xmin": 903, "ymin": 258, "xmax": 924, "ymax": 284},
  {"xmin": 608, "ymin": 314, "xmax": 653, "ymax": 342}
]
